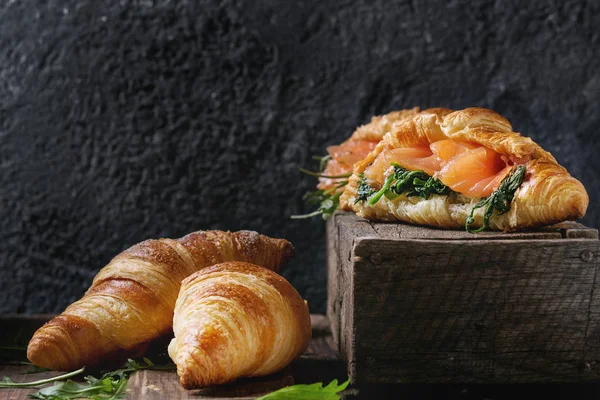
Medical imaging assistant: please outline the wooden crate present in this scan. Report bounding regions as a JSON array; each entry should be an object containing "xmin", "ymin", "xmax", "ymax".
[{"xmin": 326, "ymin": 211, "xmax": 600, "ymax": 384}]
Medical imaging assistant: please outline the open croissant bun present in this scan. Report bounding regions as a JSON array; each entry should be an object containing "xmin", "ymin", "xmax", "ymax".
[
  {"xmin": 336, "ymin": 107, "xmax": 588, "ymax": 231},
  {"xmin": 168, "ymin": 262, "xmax": 311, "ymax": 389},
  {"xmin": 27, "ymin": 230, "xmax": 295, "ymax": 371}
]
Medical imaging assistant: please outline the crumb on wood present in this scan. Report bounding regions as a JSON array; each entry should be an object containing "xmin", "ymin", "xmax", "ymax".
[{"xmin": 147, "ymin": 384, "xmax": 161, "ymax": 392}]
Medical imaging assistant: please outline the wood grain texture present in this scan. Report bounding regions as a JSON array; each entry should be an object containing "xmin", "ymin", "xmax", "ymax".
[
  {"xmin": 327, "ymin": 211, "xmax": 600, "ymax": 384},
  {"xmin": 0, "ymin": 365, "xmax": 70, "ymax": 400},
  {"xmin": 127, "ymin": 367, "xmax": 294, "ymax": 400}
]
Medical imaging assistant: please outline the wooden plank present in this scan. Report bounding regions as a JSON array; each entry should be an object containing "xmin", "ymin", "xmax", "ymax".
[
  {"xmin": 127, "ymin": 367, "xmax": 294, "ymax": 400},
  {"xmin": 334, "ymin": 214, "xmax": 379, "ymax": 381},
  {"xmin": 0, "ymin": 365, "xmax": 70, "ymax": 400},
  {"xmin": 347, "ymin": 237, "xmax": 600, "ymax": 384},
  {"xmin": 326, "ymin": 211, "xmax": 342, "ymax": 353},
  {"xmin": 553, "ymin": 221, "xmax": 600, "ymax": 239}
]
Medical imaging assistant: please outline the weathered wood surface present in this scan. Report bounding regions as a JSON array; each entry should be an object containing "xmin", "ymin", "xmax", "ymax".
[
  {"xmin": 0, "ymin": 314, "xmax": 345, "ymax": 400},
  {"xmin": 327, "ymin": 211, "xmax": 600, "ymax": 384}
]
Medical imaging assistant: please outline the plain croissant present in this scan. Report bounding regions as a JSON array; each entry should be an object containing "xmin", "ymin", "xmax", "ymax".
[
  {"xmin": 168, "ymin": 261, "xmax": 312, "ymax": 389},
  {"xmin": 27, "ymin": 230, "xmax": 295, "ymax": 371}
]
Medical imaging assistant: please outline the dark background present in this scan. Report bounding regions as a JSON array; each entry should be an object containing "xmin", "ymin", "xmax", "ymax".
[{"xmin": 1, "ymin": 0, "xmax": 599, "ymax": 315}]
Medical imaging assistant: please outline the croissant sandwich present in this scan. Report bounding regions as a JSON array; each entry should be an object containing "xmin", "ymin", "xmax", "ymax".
[
  {"xmin": 168, "ymin": 262, "xmax": 311, "ymax": 389},
  {"xmin": 300, "ymin": 107, "xmax": 588, "ymax": 232},
  {"xmin": 27, "ymin": 230, "xmax": 295, "ymax": 371}
]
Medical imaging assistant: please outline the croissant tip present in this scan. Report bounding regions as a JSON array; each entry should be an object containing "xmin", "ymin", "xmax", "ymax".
[
  {"xmin": 179, "ymin": 374, "xmax": 195, "ymax": 390},
  {"xmin": 281, "ymin": 241, "xmax": 296, "ymax": 264},
  {"xmin": 569, "ymin": 190, "xmax": 589, "ymax": 221},
  {"xmin": 25, "ymin": 342, "xmax": 39, "ymax": 366},
  {"xmin": 26, "ymin": 333, "xmax": 62, "ymax": 371}
]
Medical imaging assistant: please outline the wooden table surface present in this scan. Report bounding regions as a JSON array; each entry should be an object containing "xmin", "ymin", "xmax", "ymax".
[
  {"xmin": 0, "ymin": 314, "xmax": 347, "ymax": 400},
  {"xmin": 4, "ymin": 314, "xmax": 600, "ymax": 399}
]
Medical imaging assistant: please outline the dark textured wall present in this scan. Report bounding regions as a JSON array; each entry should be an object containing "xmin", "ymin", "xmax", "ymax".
[{"xmin": 1, "ymin": 0, "xmax": 599, "ymax": 314}]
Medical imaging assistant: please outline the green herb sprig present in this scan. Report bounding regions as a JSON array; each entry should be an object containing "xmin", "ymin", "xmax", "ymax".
[
  {"xmin": 28, "ymin": 358, "xmax": 175, "ymax": 400},
  {"xmin": 354, "ymin": 174, "xmax": 375, "ymax": 204},
  {"xmin": 312, "ymin": 154, "xmax": 332, "ymax": 173},
  {"xmin": 363, "ymin": 163, "xmax": 453, "ymax": 206},
  {"xmin": 0, "ymin": 368, "xmax": 85, "ymax": 389},
  {"xmin": 291, "ymin": 182, "xmax": 347, "ymax": 220},
  {"xmin": 297, "ymin": 169, "xmax": 351, "ymax": 180},
  {"xmin": 292, "ymin": 155, "xmax": 350, "ymax": 220},
  {"xmin": 0, "ymin": 357, "xmax": 174, "ymax": 400},
  {"xmin": 465, "ymin": 165, "xmax": 526, "ymax": 233},
  {"xmin": 256, "ymin": 378, "xmax": 350, "ymax": 400}
]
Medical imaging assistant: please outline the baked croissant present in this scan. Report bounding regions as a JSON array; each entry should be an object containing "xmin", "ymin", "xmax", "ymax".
[
  {"xmin": 340, "ymin": 107, "xmax": 589, "ymax": 231},
  {"xmin": 168, "ymin": 261, "xmax": 311, "ymax": 389},
  {"xmin": 27, "ymin": 230, "xmax": 295, "ymax": 371}
]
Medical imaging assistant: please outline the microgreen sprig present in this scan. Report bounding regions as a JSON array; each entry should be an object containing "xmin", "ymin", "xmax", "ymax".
[
  {"xmin": 0, "ymin": 368, "xmax": 85, "ymax": 389},
  {"xmin": 293, "ymin": 154, "xmax": 350, "ymax": 220}
]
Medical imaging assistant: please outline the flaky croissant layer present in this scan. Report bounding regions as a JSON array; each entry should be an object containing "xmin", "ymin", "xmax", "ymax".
[
  {"xmin": 27, "ymin": 230, "xmax": 295, "ymax": 371},
  {"xmin": 168, "ymin": 262, "xmax": 311, "ymax": 389}
]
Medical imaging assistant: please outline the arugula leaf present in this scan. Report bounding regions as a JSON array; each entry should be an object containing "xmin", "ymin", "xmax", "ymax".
[
  {"xmin": 256, "ymin": 378, "xmax": 350, "ymax": 400},
  {"xmin": 354, "ymin": 174, "xmax": 375, "ymax": 204},
  {"xmin": 465, "ymin": 165, "xmax": 526, "ymax": 233},
  {"xmin": 299, "ymin": 168, "xmax": 352, "ymax": 179},
  {"xmin": 365, "ymin": 163, "xmax": 453, "ymax": 206},
  {"xmin": 25, "ymin": 358, "xmax": 175, "ymax": 400},
  {"xmin": 311, "ymin": 155, "xmax": 332, "ymax": 172},
  {"xmin": 0, "ymin": 368, "xmax": 85, "ymax": 388},
  {"xmin": 29, "ymin": 377, "xmax": 126, "ymax": 400},
  {"xmin": 292, "ymin": 161, "xmax": 349, "ymax": 221},
  {"xmin": 292, "ymin": 154, "xmax": 351, "ymax": 220},
  {"xmin": 291, "ymin": 188, "xmax": 345, "ymax": 221},
  {"xmin": 367, "ymin": 173, "xmax": 396, "ymax": 206}
]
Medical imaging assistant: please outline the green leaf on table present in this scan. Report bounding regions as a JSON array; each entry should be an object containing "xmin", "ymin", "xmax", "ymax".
[
  {"xmin": 0, "ymin": 368, "xmax": 85, "ymax": 388},
  {"xmin": 256, "ymin": 378, "xmax": 350, "ymax": 400},
  {"xmin": 27, "ymin": 358, "xmax": 174, "ymax": 400},
  {"xmin": 29, "ymin": 376, "xmax": 128, "ymax": 400}
]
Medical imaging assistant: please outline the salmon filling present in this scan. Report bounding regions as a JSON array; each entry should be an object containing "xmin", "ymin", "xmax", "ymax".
[
  {"xmin": 364, "ymin": 139, "xmax": 527, "ymax": 198},
  {"xmin": 318, "ymin": 139, "xmax": 379, "ymax": 191}
]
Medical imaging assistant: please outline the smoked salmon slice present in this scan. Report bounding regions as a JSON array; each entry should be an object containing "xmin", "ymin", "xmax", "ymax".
[
  {"xmin": 430, "ymin": 139, "xmax": 478, "ymax": 164},
  {"xmin": 364, "ymin": 139, "xmax": 515, "ymax": 198},
  {"xmin": 318, "ymin": 139, "xmax": 378, "ymax": 191},
  {"xmin": 326, "ymin": 139, "xmax": 378, "ymax": 167},
  {"xmin": 437, "ymin": 146, "xmax": 507, "ymax": 197},
  {"xmin": 364, "ymin": 145, "xmax": 440, "ymax": 181}
]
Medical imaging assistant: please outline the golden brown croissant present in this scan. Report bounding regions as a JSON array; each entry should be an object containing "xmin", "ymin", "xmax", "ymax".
[
  {"xmin": 27, "ymin": 230, "xmax": 295, "ymax": 371},
  {"xmin": 168, "ymin": 261, "xmax": 311, "ymax": 389},
  {"xmin": 340, "ymin": 107, "xmax": 589, "ymax": 231}
]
